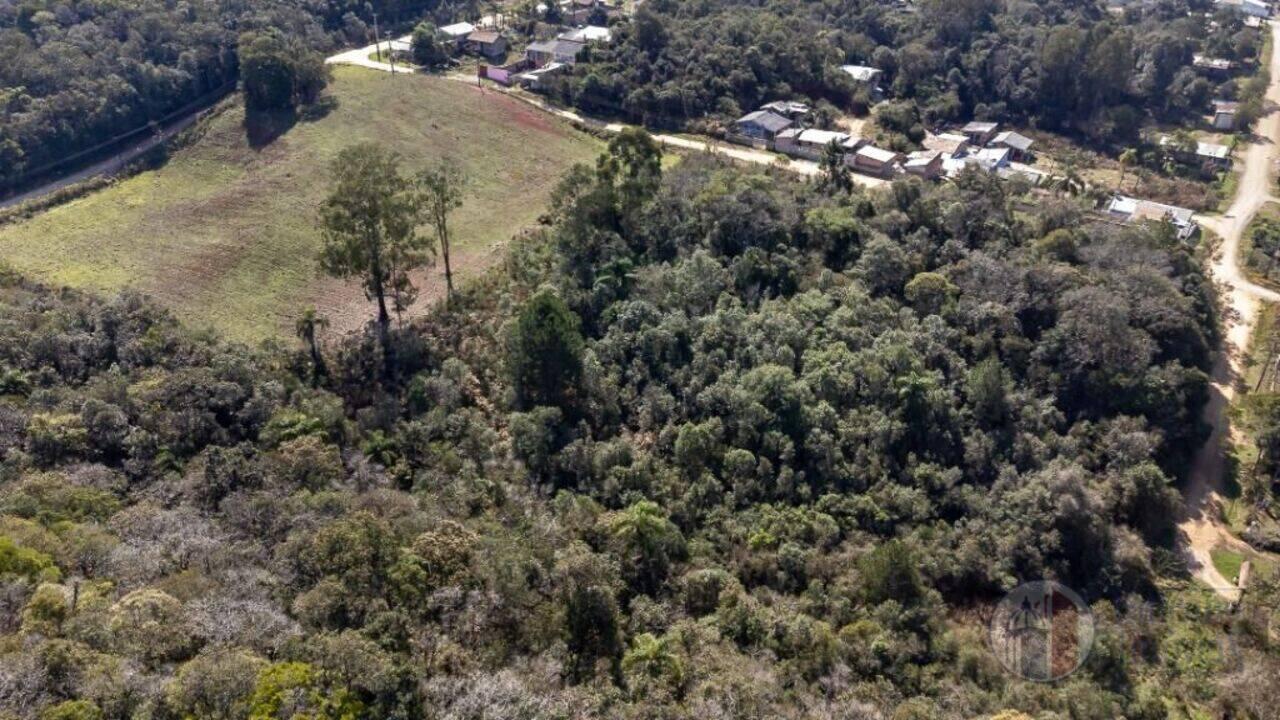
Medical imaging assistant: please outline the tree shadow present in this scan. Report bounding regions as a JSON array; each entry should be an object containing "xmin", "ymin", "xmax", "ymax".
[
  {"xmin": 299, "ymin": 96, "xmax": 339, "ymax": 124},
  {"xmin": 244, "ymin": 108, "xmax": 298, "ymax": 149},
  {"xmin": 243, "ymin": 97, "xmax": 340, "ymax": 149}
]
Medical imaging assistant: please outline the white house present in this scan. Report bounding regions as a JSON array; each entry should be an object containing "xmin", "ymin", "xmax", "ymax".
[
  {"xmin": 559, "ymin": 25, "xmax": 613, "ymax": 43},
  {"xmin": 1106, "ymin": 195, "xmax": 1199, "ymax": 241},
  {"xmin": 439, "ymin": 22, "xmax": 477, "ymax": 46}
]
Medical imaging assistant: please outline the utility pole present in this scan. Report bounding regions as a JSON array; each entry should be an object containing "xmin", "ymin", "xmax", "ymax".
[{"xmin": 372, "ymin": 11, "xmax": 382, "ymax": 60}]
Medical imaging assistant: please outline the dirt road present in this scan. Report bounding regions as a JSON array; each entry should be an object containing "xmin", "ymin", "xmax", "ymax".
[{"xmin": 1182, "ymin": 19, "xmax": 1280, "ymax": 601}]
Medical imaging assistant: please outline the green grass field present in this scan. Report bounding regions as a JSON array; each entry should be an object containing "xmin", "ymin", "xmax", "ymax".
[
  {"xmin": 0, "ymin": 66, "xmax": 600, "ymax": 344},
  {"xmin": 1211, "ymin": 547, "xmax": 1245, "ymax": 584}
]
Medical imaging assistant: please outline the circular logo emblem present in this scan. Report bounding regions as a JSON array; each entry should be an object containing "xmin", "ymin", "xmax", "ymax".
[{"xmin": 988, "ymin": 580, "xmax": 1095, "ymax": 682}]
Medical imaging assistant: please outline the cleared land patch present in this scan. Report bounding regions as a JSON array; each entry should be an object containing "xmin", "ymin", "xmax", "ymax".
[{"xmin": 0, "ymin": 66, "xmax": 600, "ymax": 344}]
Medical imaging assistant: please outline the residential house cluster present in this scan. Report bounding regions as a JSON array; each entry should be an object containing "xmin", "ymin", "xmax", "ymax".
[
  {"xmin": 731, "ymin": 102, "xmax": 906, "ymax": 177},
  {"xmin": 919, "ymin": 122, "xmax": 1042, "ymax": 182},
  {"xmin": 480, "ymin": 19, "xmax": 614, "ymax": 89},
  {"xmin": 733, "ymin": 109, "xmax": 1044, "ymax": 182},
  {"xmin": 431, "ymin": 22, "xmax": 511, "ymax": 61}
]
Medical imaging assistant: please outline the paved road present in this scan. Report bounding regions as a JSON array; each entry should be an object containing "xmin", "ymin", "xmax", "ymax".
[
  {"xmin": 0, "ymin": 95, "xmax": 224, "ymax": 211},
  {"xmin": 325, "ymin": 42, "xmax": 888, "ymax": 187},
  {"xmin": 324, "ymin": 38, "xmax": 416, "ymax": 75},
  {"xmin": 1182, "ymin": 19, "xmax": 1280, "ymax": 601}
]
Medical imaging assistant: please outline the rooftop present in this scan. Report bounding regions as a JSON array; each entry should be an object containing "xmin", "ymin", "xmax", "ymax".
[
  {"xmin": 840, "ymin": 65, "xmax": 882, "ymax": 83},
  {"xmin": 440, "ymin": 22, "xmax": 476, "ymax": 36},
  {"xmin": 560, "ymin": 25, "xmax": 613, "ymax": 43},
  {"xmin": 992, "ymin": 130, "xmax": 1034, "ymax": 152},
  {"xmin": 856, "ymin": 145, "xmax": 900, "ymax": 163},
  {"xmin": 736, "ymin": 110, "xmax": 793, "ymax": 133},
  {"xmin": 794, "ymin": 128, "xmax": 850, "ymax": 146}
]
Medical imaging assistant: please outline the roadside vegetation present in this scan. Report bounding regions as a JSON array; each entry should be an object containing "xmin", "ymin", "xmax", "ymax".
[
  {"xmin": 1233, "ymin": 301, "xmax": 1280, "ymax": 554},
  {"xmin": 1242, "ymin": 202, "xmax": 1280, "ymax": 288}
]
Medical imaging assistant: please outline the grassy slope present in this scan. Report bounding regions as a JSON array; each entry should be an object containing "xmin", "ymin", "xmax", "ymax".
[{"xmin": 0, "ymin": 66, "xmax": 600, "ymax": 344}]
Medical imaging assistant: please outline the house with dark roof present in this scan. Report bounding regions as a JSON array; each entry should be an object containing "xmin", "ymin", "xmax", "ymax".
[
  {"xmin": 760, "ymin": 100, "xmax": 812, "ymax": 120},
  {"xmin": 466, "ymin": 30, "xmax": 509, "ymax": 60},
  {"xmin": 733, "ymin": 110, "xmax": 793, "ymax": 142},
  {"xmin": 990, "ymin": 130, "xmax": 1034, "ymax": 160},
  {"xmin": 1212, "ymin": 100, "xmax": 1241, "ymax": 130}
]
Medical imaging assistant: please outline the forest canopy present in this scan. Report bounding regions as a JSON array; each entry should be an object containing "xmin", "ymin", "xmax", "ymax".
[{"xmin": 1, "ymin": 132, "xmax": 1274, "ymax": 719}]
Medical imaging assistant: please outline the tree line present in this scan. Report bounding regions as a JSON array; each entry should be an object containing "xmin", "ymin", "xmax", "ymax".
[{"xmin": 542, "ymin": 0, "xmax": 1263, "ymax": 150}]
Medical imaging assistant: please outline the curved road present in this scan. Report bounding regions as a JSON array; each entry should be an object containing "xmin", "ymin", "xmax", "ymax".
[
  {"xmin": 1183, "ymin": 19, "xmax": 1280, "ymax": 601},
  {"xmin": 324, "ymin": 41, "xmax": 888, "ymax": 186}
]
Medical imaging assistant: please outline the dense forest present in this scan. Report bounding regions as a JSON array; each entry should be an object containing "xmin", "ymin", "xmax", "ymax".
[
  {"xmin": 552, "ymin": 0, "xmax": 1263, "ymax": 148},
  {"xmin": 0, "ymin": 132, "xmax": 1277, "ymax": 719},
  {"xmin": 0, "ymin": 0, "xmax": 457, "ymax": 191}
]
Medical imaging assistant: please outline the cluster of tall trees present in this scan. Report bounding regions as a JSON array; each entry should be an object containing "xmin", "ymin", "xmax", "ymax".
[
  {"xmin": 548, "ymin": 0, "xmax": 1261, "ymax": 148},
  {"xmin": 0, "ymin": 133, "xmax": 1276, "ymax": 718},
  {"xmin": 0, "ymin": 0, "xmax": 441, "ymax": 191}
]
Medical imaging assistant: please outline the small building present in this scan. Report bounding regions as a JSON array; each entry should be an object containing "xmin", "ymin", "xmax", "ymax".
[
  {"xmin": 562, "ymin": 0, "xmax": 604, "ymax": 24},
  {"xmin": 840, "ymin": 65, "xmax": 883, "ymax": 86},
  {"xmin": 774, "ymin": 128, "xmax": 851, "ymax": 160},
  {"xmin": 848, "ymin": 145, "xmax": 903, "ymax": 177},
  {"xmin": 990, "ymin": 130, "xmax": 1034, "ymax": 160},
  {"xmin": 1212, "ymin": 100, "xmax": 1241, "ymax": 130},
  {"xmin": 439, "ymin": 22, "xmax": 477, "ymax": 47},
  {"xmin": 841, "ymin": 136, "xmax": 869, "ymax": 153},
  {"xmin": 1215, "ymin": 0, "xmax": 1271, "ymax": 17},
  {"xmin": 760, "ymin": 100, "xmax": 812, "ymax": 120},
  {"xmin": 1193, "ymin": 54, "xmax": 1236, "ymax": 77},
  {"xmin": 942, "ymin": 147, "xmax": 1010, "ymax": 177},
  {"xmin": 559, "ymin": 25, "xmax": 613, "ymax": 43},
  {"xmin": 924, "ymin": 132, "xmax": 971, "ymax": 156},
  {"xmin": 526, "ymin": 38, "xmax": 586, "ymax": 66},
  {"xmin": 998, "ymin": 162, "xmax": 1048, "ymax": 186},
  {"xmin": 961, "ymin": 121, "xmax": 1000, "ymax": 147},
  {"xmin": 516, "ymin": 61, "xmax": 568, "ymax": 90},
  {"xmin": 466, "ymin": 30, "xmax": 509, "ymax": 60},
  {"xmin": 1106, "ymin": 195, "xmax": 1199, "ymax": 242},
  {"xmin": 1160, "ymin": 136, "xmax": 1233, "ymax": 167},
  {"xmin": 733, "ymin": 110, "xmax": 793, "ymax": 142},
  {"xmin": 971, "ymin": 146, "xmax": 1012, "ymax": 170},
  {"xmin": 482, "ymin": 59, "xmax": 533, "ymax": 85},
  {"xmin": 903, "ymin": 150, "xmax": 944, "ymax": 179}
]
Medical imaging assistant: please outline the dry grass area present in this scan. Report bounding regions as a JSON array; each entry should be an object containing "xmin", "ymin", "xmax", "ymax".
[{"xmin": 0, "ymin": 66, "xmax": 600, "ymax": 344}]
